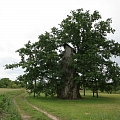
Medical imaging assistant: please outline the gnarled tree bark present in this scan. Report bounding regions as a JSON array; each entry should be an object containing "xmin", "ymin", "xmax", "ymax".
[{"xmin": 57, "ymin": 44, "xmax": 81, "ymax": 99}]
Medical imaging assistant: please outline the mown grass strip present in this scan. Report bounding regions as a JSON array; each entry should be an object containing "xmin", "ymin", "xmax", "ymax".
[
  {"xmin": 24, "ymin": 96, "xmax": 59, "ymax": 120},
  {"xmin": 14, "ymin": 93, "xmax": 52, "ymax": 120},
  {"xmin": 26, "ymin": 92, "xmax": 120, "ymax": 120}
]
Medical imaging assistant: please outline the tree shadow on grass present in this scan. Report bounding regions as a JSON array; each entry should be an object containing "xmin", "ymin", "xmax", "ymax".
[{"xmin": 26, "ymin": 93, "xmax": 120, "ymax": 105}]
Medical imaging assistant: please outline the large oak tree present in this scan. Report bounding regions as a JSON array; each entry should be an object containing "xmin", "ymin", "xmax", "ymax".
[{"xmin": 5, "ymin": 8, "xmax": 120, "ymax": 99}]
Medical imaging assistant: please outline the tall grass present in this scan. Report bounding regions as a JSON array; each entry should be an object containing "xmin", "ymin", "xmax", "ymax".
[
  {"xmin": 0, "ymin": 94, "xmax": 22, "ymax": 120},
  {"xmin": 0, "ymin": 89, "xmax": 23, "ymax": 120},
  {"xmin": 26, "ymin": 91, "xmax": 120, "ymax": 120}
]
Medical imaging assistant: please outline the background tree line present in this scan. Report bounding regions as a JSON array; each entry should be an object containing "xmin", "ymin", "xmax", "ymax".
[
  {"xmin": 0, "ymin": 78, "xmax": 25, "ymax": 88},
  {"xmin": 5, "ymin": 8, "xmax": 120, "ymax": 99}
]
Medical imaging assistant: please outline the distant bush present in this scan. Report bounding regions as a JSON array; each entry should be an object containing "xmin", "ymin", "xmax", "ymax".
[
  {"xmin": 0, "ymin": 78, "xmax": 25, "ymax": 88},
  {"xmin": 115, "ymin": 86, "xmax": 120, "ymax": 91},
  {"xmin": 113, "ymin": 90, "xmax": 120, "ymax": 94}
]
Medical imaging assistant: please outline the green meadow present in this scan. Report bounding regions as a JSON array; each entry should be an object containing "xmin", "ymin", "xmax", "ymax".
[
  {"xmin": 0, "ymin": 88, "xmax": 50, "ymax": 120},
  {"xmin": 26, "ymin": 91, "xmax": 120, "ymax": 120},
  {"xmin": 0, "ymin": 88, "xmax": 120, "ymax": 120}
]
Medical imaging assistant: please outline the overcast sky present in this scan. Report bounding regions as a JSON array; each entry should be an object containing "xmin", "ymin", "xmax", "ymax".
[{"xmin": 0, "ymin": 0, "xmax": 120, "ymax": 80}]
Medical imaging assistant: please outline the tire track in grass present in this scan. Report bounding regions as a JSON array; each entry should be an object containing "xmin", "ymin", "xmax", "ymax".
[
  {"xmin": 24, "ymin": 95, "xmax": 59, "ymax": 120},
  {"xmin": 13, "ymin": 96, "xmax": 31, "ymax": 120}
]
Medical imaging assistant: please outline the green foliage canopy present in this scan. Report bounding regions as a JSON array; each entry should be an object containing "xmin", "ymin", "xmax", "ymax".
[{"xmin": 5, "ymin": 8, "xmax": 120, "ymax": 96}]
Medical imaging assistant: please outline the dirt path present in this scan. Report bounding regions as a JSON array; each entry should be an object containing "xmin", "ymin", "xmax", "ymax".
[
  {"xmin": 23, "ymin": 95, "xmax": 59, "ymax": 120},
  {"xmin": 13, "ymin": 93, "xmax": 59, "ymax": 120},
  {"xmin": 13, "ymin": 97, "xmax": 31, "ymax": 120}
]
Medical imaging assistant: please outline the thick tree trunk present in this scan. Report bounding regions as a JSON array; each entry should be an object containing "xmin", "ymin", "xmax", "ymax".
[
  {"xmin": 57, "ymin": 80, "xmax": 81, "ymax": 99},
  {"xmin": 57, "ymin": 62, "xmax": 81, "ymax": 99},
  {"xmin": 57, "ymin": 61, "xmax": 81, "ymax": 99},
  {"xmin": 58, "ymin": 44, "xmax": 82, "ymax": 99}
]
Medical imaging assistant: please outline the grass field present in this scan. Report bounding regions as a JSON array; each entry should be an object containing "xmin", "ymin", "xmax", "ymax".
[
  {"xmin": 0, "ymin": 89, "xmax": 120, "ymax": 120},
  {"xmin": 26, "ymin": 91, "xmax": 120, "ymax": 120},
  {"xmin": 0, "ymin": 88, "xmax": 24, "ymax": 94},
  {"xmin": 0, "ymin": 88, "xmax": 24, "ymax": 120},
  {"xmin": 0, "ymin": 88, "xmax": 51, "ymax": 120},
  {"xmin": 14, "ymin": 93, "xmax": 51, "ymax": 120}
]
